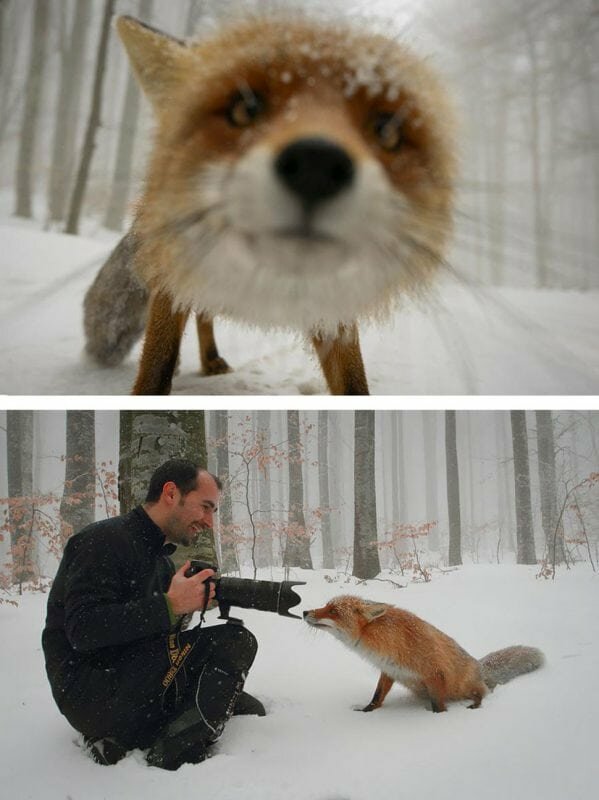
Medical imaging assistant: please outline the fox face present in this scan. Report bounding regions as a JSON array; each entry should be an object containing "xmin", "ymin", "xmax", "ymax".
[
  {"xmin": 304, "ymin": 596, "xmax": 388, "ymax": 646},
  {"xmin": 119, "ymin": 13, "xmax": 456, "ymax": 335}
]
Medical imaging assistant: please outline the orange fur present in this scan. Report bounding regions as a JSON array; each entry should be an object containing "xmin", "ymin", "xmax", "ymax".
[
  {"xmin": 85, "ymin": 12, "xmax": 457, "ymax": 394},
  {"xmin": 305, "ymin": 596, "xmax": 488, "ymax": 713}
]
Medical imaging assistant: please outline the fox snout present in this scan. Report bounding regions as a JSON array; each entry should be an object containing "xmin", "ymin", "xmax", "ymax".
[
  {"xmin": 275, "ymin": 137, "xmax": 356, "ymax": 213},
  {"xmin": 303, "ymin": 608, "xmax": 337, "ymax": 628}
]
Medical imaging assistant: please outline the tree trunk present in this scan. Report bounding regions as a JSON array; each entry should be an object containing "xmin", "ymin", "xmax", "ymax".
[
  {"xmin": 214, "ymin": 410, "xmax": 238, "ymax": 573},
  {"xmin": 353, "ymin": 410, "xmax": 381, "ymax": 579},
  {"xmin": 255, "ymin": 410, "xmax": 273, "ymax": 569},
  {"xmin": 65, "ymin": 0, "xmax": 116, "ymax": 235},
  {"xmin": 510, "ymin": 411, "xmax": 537, "ymax": 564},
  {"xmin": 284, "ymin": 411, "xmax": 313, "ymax": 569},
  {"xmin": 14, "ymin": 0, "xmax": 49, "ymax": 218},
  {"xmin": 47, "ymin": 0, "xmax": 91, "ymax": 224},
  {"xmin": 318, "ymin": 410, "xmax": 334, "ymax": 569},
  {"xmin": 104, "ymin": 0, "xmax": 153, "ymax": 230},
  {"xmin": 423, "ymin": 411, "xmax": 439, "ymax": 550},
  {"xmin": 118, "ymin": 410, "xmax": 216, "ymax": 568},
  {"xmin": 445, "ymin": 411, "xmax": 462, "ymax": 566},
  {"xmin": 6, "ymin": 411, "xmax": 36, "ymax": 583},
  {"xmin": 535, "ymin": 411, "xmax": 565, "ymax": 564},
  {"xmin": 59, "ymin": 411, "xmax": 96, "ymax": 545}
]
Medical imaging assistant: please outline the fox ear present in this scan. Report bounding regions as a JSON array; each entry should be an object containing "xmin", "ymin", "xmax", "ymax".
[
  {"xmin": 363, "ymin": 603, "xmax": 388, "ymax": 622},
  {"xmin": 116, "ymin": 16, "xmax": 190, "ymax": 109}
]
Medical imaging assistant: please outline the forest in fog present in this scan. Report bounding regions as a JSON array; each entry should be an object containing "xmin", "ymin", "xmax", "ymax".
[
  {"xmin": 0, "ymin": 0, "xmax": 598, "ymax": 290},
  {"xmin": 1, "ymin": 409, "xmax": 597, "ymax": 595}
]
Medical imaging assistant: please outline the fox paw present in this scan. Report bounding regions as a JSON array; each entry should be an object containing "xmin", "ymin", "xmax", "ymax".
[{"xmin": 202, "ymin": 357, "xmax": 232, "ymax": 376}]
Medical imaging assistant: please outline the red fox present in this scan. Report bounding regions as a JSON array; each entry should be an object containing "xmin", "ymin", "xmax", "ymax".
[
  {"xmin": 83, "ymin": 11, "xmax": 456, "ymax": 395},
  {"xmin": 304, "ymin": 596, "xmax": 544, "ymax": 713}
]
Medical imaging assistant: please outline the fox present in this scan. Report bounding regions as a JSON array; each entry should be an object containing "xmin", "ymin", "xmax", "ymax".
[
  {"xmin": 303, "ymin": 596, "xmax": 544, "ymax": 713},
  {"xmin": 83, "ymin": 9, "xmax": 456, "ymax": 394}
]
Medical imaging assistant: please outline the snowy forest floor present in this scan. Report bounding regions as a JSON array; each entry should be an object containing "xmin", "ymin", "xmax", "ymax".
[
  {"xmin": 1, "ymin": 564, "xmax": 597, "ymax": 800},
  {"xmin": 1, "ymin": 221, "xmax": 599, "ymax": 395}
]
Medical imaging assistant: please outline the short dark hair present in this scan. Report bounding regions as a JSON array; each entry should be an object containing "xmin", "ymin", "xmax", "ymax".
[{"xmin": 145, "ymin": 458, "xmax": 222, "ymax": 503}]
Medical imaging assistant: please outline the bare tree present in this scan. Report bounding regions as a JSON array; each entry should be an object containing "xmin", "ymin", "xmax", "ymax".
[
  {"xmin": 65, "ymin": 0, "xmax": 116, "ymax": 235},
  {"xmin": 14, "ymin": 1, "xmax": 49, "ymax": 219},
  {"xmin": 318, "ymin": 410, "xmax": 334, "ymax": 569},
  {"xmin": 445, "ymin": 410, "xmax": 462, "ymax": 566},
  {"xmin": 535, "ymin": 411, "xmax": 565, "ymax": 564},
  {"xmin": 255, "ymin": 410, "xmax": 273, "ymax": 569},
  {"xmin": 118, "ymin": 409, "xmax": 215, "ymax": 568},
  {"xmin": 47, "ymin": 0, "xmax": 92, "ymax": 225},
  {"xmin": 510, "ymin": 411, "xmax": 537, "ymax": 564},
  {"xmin": 6, "ymin": 410, "xmax": 35, "ymax": 583},
  {"xmin": 59, "ymin": 411, "xmax": 96, "ymax": 541},
  {"xmin": 213, "ymin": 410, "xmax": 237, "ymax": 573},
  {"xmin": 353, "ymin": 410, "xmax": 381, "ymax": 579},
  {"xmin": 422, "ymin": 411, "xmax": 440, "ymax": 550},
  {"xmin": 283, "ymin": 411, "xmax": 313, "ymax": 569},
  {"xmin": 104, "ymin": 0, "xmax": 154, "ymax": 230}
]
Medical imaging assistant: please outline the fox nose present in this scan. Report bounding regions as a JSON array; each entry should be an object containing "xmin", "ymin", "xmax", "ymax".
[{"xmin": 275, "ymin": 137, "xmax": 355, "ymax": 210}]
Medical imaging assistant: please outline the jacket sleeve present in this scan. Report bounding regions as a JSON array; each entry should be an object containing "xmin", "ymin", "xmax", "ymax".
[{"xmin": 62, "ymin": 526, "xmax": 173, "ymax": 652}]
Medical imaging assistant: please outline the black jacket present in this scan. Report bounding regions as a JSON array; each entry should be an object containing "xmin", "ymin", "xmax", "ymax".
[{"xmin": 42, "ymin": 507, "xmax": 176, "ymax": 710}]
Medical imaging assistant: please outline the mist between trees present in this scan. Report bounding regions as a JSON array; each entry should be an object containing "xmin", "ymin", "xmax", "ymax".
[
  {"xmin": 1, "ymin": 0, "xmax": 598, "ymax": 289},
  {"xmin": 1, "ymin": 410, "xmax": 597, "ymax": 600}
]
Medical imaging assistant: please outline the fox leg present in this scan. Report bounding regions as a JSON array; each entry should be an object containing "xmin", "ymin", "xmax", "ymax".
[
  {"xmin": 467, "ymin": 684, "xmax": 486, "ymax": 709},
  {"xmin": 311, "ymin": 323, "xmax": 369, "ymax": 395},
  {"xmin": 361, "ymin": 672, "xmax": 394, "ymax": 712},
  {"xmin": 195, "ymin": 313, "xmax": 231, "ymax": 376},
  {"xmin": 424, "ymin": 671, "xmax": 448, "ymax": 713},
  {"xmin": 132, "ymin": 291, "xmax": 188, "ymax": 395}
]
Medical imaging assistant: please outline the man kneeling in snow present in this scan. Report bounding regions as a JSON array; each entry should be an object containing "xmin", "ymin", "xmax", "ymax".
[{"xmin": 42, "ymin": 458, "xmax": 264, "ymax": 770}]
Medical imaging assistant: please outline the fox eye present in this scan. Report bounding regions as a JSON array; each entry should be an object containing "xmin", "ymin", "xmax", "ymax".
[
  {"xmin": 226, "ymin": 90, "xmax": 265, "ymax": 128},
  {"xmin": 328, "ymin": 607, "xmax": 338, "ymax": 617},
  {"xmin": 372, "ymin": 112, "xmax": 404, "ymax": 151}
]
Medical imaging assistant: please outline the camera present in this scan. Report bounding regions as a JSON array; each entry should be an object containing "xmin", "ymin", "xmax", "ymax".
[{"xmin": 184, "ymin": 560, "xmax": 305, "ymax": 620}]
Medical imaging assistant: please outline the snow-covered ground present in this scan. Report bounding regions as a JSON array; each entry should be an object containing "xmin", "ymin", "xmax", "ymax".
[
  {"xmin": 1, "ymin": 222, "xmax": 598, "ymax": 395},
  {"xmin": 0, "ymin": 565, "xmax": 597, "ymax": 800}
]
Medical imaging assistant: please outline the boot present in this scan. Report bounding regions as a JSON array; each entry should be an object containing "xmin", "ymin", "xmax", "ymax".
[
  {"xmin": 147, "ymin": 662, "xmax": 245, "ymax": 770},
  {"xmin": 233, "ymin": 691, "xmax": 266, "ymax": 717},
  {"xmin": 84, "ymin": 735, "xmax": 128, "ymax": 766},
  {"xmin": 146, "ymin": 707, "xmax": 210, "ymax": 770}
]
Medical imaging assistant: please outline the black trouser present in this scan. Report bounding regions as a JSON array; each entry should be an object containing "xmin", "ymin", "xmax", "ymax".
[{"xmin": 60, "ymin": 622, "xmax": 257, "ymax": 750}]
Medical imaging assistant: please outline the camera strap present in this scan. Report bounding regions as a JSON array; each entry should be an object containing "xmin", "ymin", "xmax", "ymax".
[{"xmin": 198, "ymin": 581, "xmax": 211, "ymax": 627}]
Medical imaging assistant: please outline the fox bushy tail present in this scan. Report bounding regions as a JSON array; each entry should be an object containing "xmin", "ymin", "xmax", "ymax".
[
  {"xmin": 479, "ymin": 645, "xmax": 544, "ymax": 690},
  {"xmin": 83, "ymin": 230, "xmax": 149, "ymax": 366}
]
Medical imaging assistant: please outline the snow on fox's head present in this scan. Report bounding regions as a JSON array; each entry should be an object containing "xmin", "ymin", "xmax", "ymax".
[
  {"xmin": 118, "ymin": 12, "xmax": 456, "ymax": 333},
  {"xmin": 304, "ymin": 595, "xmax": 388, "ymax": 644}
]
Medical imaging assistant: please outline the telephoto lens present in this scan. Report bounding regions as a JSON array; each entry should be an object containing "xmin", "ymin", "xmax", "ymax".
[{"xmin": 185, "ymin": 560, "xmax": 305, "ymax": 618}]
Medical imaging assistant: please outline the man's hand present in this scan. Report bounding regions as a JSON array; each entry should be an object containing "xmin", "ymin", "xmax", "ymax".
[{"xmin": 166, "ymin": 560, "xmax": 216, "ymax": 616}]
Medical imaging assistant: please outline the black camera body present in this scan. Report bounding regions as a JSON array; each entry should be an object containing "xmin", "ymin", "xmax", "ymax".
[{"xmin": 184, "ymin": 560, "xmax": 305, "ymax": 621}]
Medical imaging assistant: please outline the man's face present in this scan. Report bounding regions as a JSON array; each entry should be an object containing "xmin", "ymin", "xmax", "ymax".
[{"xmin": 163, "ymin": 472, "xmax": 220, "ymax": 547}]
